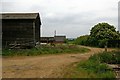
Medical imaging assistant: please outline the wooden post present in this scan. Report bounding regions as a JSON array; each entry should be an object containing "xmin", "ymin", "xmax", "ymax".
[
  {"xmin": 105, "ymin": 41, "xmax": 107, "ymax": 52},
  {"xmin": 105, "ymin": 45, "xmax": 107, "ymax": 52}
]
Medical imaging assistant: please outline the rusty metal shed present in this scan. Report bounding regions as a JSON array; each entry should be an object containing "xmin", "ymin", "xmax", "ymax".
[{"xmin": 2, "ymin": 13, "xmax": 41, "ymax": 49}]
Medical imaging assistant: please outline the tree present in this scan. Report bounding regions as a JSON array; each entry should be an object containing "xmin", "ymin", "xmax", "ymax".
[
  {"xmin": 89, "ymin": 23, "xmax": 120, "ymax": 47},
  {"xmin": 74, "ymin": 35, "xmax": 90, "ymax": 45}
]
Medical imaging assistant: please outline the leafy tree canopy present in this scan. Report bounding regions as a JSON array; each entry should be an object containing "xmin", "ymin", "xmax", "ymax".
[
  {"xmin": 75, "ymin": 22, "xmax": 120, "ymax": 47},
  {"xmin": 90, "ymin": 23, "xmax": 120, "ymax": 41}
]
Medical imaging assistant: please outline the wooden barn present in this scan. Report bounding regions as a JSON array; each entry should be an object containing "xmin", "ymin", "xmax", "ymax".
[
  {"xmin": 54, "ymin": 36, "xmax": 66, "ymax": 43},
  {"xmin": 2, "ymin": 13, "xmax": 41, "ymax": 49},
  {"xmin": 40, "ymin": 36, "xmax": 66, "ymax": 44}
]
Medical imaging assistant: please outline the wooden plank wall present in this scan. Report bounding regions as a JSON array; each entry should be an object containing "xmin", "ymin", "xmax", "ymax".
[{"xmin": 2, "ymin": 19, "xmax": 36, "ymax": 48}]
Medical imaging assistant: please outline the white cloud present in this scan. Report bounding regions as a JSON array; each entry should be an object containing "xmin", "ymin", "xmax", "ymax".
[{"xmin": 1, "ymin": 0, "xmax": 119, "ymax": 38}]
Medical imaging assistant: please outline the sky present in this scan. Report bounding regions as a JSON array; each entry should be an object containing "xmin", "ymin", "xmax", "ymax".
[{"xmin": 1, "ymin": 0, "xmax": 119, "ymax": 38}]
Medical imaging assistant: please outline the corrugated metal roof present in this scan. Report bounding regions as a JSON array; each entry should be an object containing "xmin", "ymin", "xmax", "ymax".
[{"xmin": 1, "ymin": 13, "xmax": 39, "ymax": 19}]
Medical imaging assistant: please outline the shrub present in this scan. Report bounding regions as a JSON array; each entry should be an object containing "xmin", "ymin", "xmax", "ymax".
[{"xmin": 74, "ymin": 35, "xmax": 90, "ymax": 46}]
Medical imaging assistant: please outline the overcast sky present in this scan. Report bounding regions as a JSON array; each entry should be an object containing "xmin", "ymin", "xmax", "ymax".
[{"xmin": 1, "ymin": 0, "xmax": 119, "ymax": 38}]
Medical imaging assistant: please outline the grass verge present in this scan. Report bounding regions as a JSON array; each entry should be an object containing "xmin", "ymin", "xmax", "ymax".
[
  {"xmin": 63, "ymin": 51, "xmax": 120, "ymax": 78},
  {"xmin": 2, "ymin": 44, "xmax": 90, "ymax": 56}
]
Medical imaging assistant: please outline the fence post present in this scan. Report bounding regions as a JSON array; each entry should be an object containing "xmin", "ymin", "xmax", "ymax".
[
  {"xmin": 105, "ymin": 41, "xmax": 108, "ymax": 52},
  {"xmin": 105, "ymin": 45, "xmax": 107, "ymax": 52}
]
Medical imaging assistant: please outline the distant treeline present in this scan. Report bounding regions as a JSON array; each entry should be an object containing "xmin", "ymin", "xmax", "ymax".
[{"xmin": 74, "ymin": 23, "xmax": 120, "ymax": 48}]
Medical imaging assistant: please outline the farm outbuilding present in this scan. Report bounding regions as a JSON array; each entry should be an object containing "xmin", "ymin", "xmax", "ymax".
[
  {"xmin": 40, "ymin": 36, "xmax": 66, "ymax": 44},
  {"xmin": 40, "ymin": 37, "xmax": 55, "ymax": 43},
  {"xmin": 2, "ymin": 13, "xmax": 41, "ymax": 49},
  {"xmin": 54, "ymin": 36, "xmax": 66, "ymax": 43}
]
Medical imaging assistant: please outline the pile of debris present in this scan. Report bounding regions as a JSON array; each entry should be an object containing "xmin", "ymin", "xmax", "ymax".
[{"xmin": 107, "ymin": 64, "xmax": 120, "ymax": 78}]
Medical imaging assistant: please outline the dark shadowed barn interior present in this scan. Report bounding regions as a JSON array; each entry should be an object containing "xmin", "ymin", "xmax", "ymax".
[
  {"xmin": 40, "ymin": 37, "xmax": 55, "ymax": 43},
  {"xmin": 2, "ymin": 13, "xmax": 41, "ymax": 49}
]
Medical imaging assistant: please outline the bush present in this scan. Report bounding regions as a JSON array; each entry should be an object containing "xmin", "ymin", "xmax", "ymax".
[{"xmin": 74, "ymin": 35, "xmax": 90, "ymax": 46}]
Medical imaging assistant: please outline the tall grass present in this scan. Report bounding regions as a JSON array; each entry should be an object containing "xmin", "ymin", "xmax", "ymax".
[
  {"xmin": 2, "ymin": 44, "xmax": 90, "ymax": 56},
  {"xmin": 64, "ymin": 51, "xmax": 120, "ymax": 78},
  {"xmin": 76, "ymin": 61, "xmax": 115, "ymax": 78},
  {"xmin": 89, "ymin": 51, "xmax": 120, "ymax": 64}
]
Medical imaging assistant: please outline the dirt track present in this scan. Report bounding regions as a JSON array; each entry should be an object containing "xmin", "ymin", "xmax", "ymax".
[{"xmin": 2, "ymin": 46, "xmax": 114, "ymax": 78}]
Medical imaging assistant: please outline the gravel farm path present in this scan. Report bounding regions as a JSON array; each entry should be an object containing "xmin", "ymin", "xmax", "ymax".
[{"xmin": 2, "ymin": 46, "xmax": 115, "ymax": 78}]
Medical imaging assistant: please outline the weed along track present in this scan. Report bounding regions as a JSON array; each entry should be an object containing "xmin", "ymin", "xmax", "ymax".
[{"xmin": 2, "ymin": 46, "xmax": 114, "ymax": 78}]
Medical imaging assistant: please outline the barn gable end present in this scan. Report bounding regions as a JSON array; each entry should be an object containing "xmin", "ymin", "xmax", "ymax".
[{"xmin": 2, "ymin": 13, "xmax": 41, "ymax": 49}]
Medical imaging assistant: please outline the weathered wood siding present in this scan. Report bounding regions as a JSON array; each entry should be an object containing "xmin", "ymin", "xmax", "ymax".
[
  {"xmin": 2, "ymin": 13, "xmax": 41, "ymax": 48},
  {"xmin": 2, "ymin": 19, "xmax": 34, "ymax": 48},
  {"xmin": 35, "ymin": 16, "xmax": 40, "ymax": 42}
]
